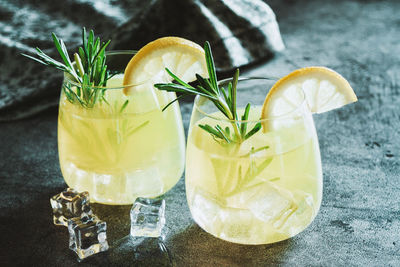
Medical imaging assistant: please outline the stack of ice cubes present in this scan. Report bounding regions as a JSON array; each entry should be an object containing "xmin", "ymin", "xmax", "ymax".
[
  {"xmin": 50, "ymin": 188, "xmax": 168, "ymax": 261},
  {"xmin": 50, "ymin": 188, "xmax": 109, "ymax": 260}
]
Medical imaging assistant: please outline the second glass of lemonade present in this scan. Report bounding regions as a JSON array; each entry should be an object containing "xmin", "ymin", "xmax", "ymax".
[
  {"xmin": 186, "ymin": 78, "xmax": 323, "ymax": 244},
  {"xmin": 58, "ymin": 51, "xmax": 185, "ymax": 204}
]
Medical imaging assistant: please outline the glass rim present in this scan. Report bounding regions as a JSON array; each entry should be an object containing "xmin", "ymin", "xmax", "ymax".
[
  {"xmin": 193, "ymin": 77, "xmax": 307, "ymax": 123},
  {"xmin": 63, "ymin": 50, "xmax": 152, "ymax": 89}
]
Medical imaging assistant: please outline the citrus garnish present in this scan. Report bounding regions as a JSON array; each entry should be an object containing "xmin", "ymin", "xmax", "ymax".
[
  {"xmin": 123, "ymin": 36, "xmax": 207, "ymax": 95},
  {"xmin": 261, "ymin": 66, "xmax": 357, "ymax": 130}
]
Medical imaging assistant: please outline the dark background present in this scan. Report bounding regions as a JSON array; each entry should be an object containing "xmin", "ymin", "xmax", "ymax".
[{"xmin": 1, "ymin": 0, "xmax": 399, "ymax": 266}]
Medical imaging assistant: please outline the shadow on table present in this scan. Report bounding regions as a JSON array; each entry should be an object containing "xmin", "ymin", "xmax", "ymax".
[
  {"xmin": 1, "ymin": 186, "xmax": 292, "ymax": 267},
  {"xmin": 1, "ymin": 185, "xmax": 76, "ymax": 266},
  {"xmin": 99, "ymin": 235, "xmax": 173, "ymax": 266},
  {"xmin": 1, "ymin": 189, "xmax": 152, "ymax": 266},
  {"xmin": 90, "ymin": 203, "xmax": 131, "ymax": 246},
  {"xmin": 87, "ymin": 204, "xmax": 174, "ymax": 266},
  {"xmin": 169, "ymin": 224, "xmax": 293, "ymax": 266}
]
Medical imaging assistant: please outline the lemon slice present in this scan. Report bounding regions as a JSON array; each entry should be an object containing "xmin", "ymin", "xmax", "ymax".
[
  {"xmin": 123, "ymin": 36, "xmax": 207, "ymax": 95},
  {"xmin": 261, "ymin": 66, "xmax": 357, "ymax": 130}
]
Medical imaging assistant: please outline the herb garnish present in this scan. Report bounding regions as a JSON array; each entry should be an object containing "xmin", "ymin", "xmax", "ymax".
[
  {"xmin": 154, "ymin": 41, "xmax": 261, "ymax": 145},
  {"xmin": 22, "ymin": 28, "xmax": 112, "ymax": 108}
]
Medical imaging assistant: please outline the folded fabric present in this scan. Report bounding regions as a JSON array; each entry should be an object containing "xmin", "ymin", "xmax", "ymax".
[{"xmin": 0, "ymin": 0, "xmax": 284, "ymax": 121}]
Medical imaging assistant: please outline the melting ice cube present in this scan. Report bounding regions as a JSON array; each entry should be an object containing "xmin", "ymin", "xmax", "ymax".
[{"xmin": 191, "ymin": 188, "xmax": 224, "ymax": 232}]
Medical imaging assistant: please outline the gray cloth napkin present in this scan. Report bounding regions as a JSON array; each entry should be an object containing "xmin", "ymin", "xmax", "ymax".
[{"xmin": 0, "ymin": 0, "xmax": 284, "ymax": 121}]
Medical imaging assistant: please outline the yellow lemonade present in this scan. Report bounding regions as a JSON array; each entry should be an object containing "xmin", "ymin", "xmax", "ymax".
[
  {"xmin": 186, "ymin": 107, "xmax": 322, "ymax": 244},
  {"xmin": 58, "ymin": 75, "xmax": 185, "ymax": 204}
]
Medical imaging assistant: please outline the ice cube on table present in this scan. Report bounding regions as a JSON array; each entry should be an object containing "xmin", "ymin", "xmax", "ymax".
[
  {"xmin": 68, "ymin": 215, "xmax": 109, "ymax": 260},
  {"xmin": 50, "ymin": 188, "xmax": 92, "ymax": 227},
  {"xmin": 130, "ymin": 197, "xmax": 166, "ymax": 238}
]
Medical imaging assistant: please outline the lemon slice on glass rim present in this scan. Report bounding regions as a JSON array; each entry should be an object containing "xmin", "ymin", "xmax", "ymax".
[
  {"xmin": 123, "ymin": 36, "xmax": 207, "ymax": 95},
  {"xmin": 261, "ymin": 66, "xmax": 357, "ymax": 131}
]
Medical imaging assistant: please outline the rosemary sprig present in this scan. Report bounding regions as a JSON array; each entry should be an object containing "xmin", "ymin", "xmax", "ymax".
[
  {"xmin": 154, "ymin": 41, "xmax": 261, "ymax": 145},
  {"xmin": 22, "ymin": 28, "xmax": 112, "ymax": 108}
]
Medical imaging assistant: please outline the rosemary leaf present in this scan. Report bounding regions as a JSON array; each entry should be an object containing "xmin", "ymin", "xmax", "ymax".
[
  {"xmin": 165, "ymin": 68, "xmax": 192, "ymax": 88},
  {"xmin": 78, "ymin": 47, "xmax": 86, "ymax": 67},
  {"xmin": 74, "ymin": 53, "xmax": 85, "ymax": 76},
  {"xmin": 204, "ymin": 41, "xmax": 218, "ymax": 91},
  {"xmin": 154, "ymin": 83, "xmax": 218, "ymax": 100},
  {"xmin": 198, "ymin": 124, "xmax": 221, "ymax": 139},
  {"xmin": 240, "ymin": 103, "xmax": 251, "ymax": 136},
  {"xmin": 231, "ymin": 69, "xmax": 239, "ymax": 120},
  {"xmin": 244, "ymin": 122, "xmax": 262, "ymax": 140},
  {"xmin": 51, "ymin": 33, "xmax": 73, "ymax": 70},
  {"xmin": 162, "ymin": 94, "xmax": 185, "ymax": 112},
  {"xmin": 119, "ymin": 100, "xmax": 129, "ymax": 113},
  {"xmin": 215, "ymin": 125, "xmax": 231, "ymax": 143}
]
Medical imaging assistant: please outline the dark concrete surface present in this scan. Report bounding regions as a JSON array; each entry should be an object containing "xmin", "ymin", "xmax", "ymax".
[{"xmin": 1, "ymin": 0, "xmax": 399, "ymax": 266}]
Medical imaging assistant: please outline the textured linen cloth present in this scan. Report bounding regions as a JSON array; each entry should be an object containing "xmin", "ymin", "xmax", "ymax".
[{"xmin": 0, "ymin": 0, "xmax": 284, "ymax": 121}]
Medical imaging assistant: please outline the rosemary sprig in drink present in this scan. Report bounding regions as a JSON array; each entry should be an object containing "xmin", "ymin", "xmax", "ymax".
[
  {"xmin": 22, "ymin": 28, "xmax": 112, "ymax": 108},
  {"xmin": 154, "ymin": 41, "xmax": 261, "ymax": 145}
]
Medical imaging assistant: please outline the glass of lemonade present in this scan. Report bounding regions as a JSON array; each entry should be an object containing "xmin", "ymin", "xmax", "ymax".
[
  {"xmin": 186, "ymin": 77, "xmax": 323, "ymax": 244},
  {"xmin": 58, "ymin": 51, "xmax": 185, "ymax": 205}
]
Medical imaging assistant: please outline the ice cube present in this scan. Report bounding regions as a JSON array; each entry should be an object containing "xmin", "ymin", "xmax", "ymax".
[
  {"xmin": 93, "ymin": 173, "xmax": 121, "ymax": 203},
  {"xmin": 63, "ymin": 162, "xmax": 94, "ymax": 193},
  {"xmin": 190, "ymin": 188, "xmax": 225, "ymax": 234},
  {"xmin": 50, "ymin": 188, "xmax": 92, "ymax": 227},
  {"xmin": 68, "ymin": 215, "xmax": 109, "ymax": 260},
  {"xmin": 130, "ymin": 197, "xmax": 166, "ymax": 238},
  {"xmin": 247, "ymin": 183, "xmax": 296, "ymax": 228},
  {"xmin": 218, "ymin": 207, "xmax": 256, "ymax": 243},
  {"xmin": 126, "ymin": 167, "xmax": 164, "ymax": 198},
  {"xmin": 225, "ymin": 184, "xmax": 265, "ymax": 209},
  {"xmin": 279, "ymin": 191, "xmax": 315, "ymax": 235},
  {"xmin": 191, "ymin": 188, "xmax": 259, "ymax": 243}
]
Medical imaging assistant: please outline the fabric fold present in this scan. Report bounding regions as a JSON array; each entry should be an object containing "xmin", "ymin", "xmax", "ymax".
[{"xmin": 0, "ymin": 0, "xmax": 284, "ymax": 121}]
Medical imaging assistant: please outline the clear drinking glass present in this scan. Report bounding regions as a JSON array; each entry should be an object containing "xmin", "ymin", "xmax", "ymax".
[
  {"xmin": 58, "ymin": 51, "xmax": 185, "ymax": 205},
  {"xmin": 185, "ymin": 77, "xmax": 323, "ymax": 244}
]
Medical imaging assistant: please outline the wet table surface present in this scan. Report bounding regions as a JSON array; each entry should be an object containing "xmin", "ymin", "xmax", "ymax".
[{"xmin": 1, "ymin": 0, "xmax": 399, "ymax": 266}]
